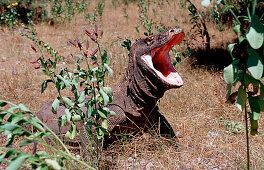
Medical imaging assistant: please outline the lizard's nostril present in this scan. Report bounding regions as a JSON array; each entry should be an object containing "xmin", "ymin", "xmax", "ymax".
[{"xmin": 170, "ymin": 29, "xmax": 174, "ymax": 33}]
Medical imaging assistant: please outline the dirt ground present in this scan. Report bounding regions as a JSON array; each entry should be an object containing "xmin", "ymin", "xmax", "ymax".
[{"xmin": 0, "ymin": 0, "xmax": 263, "ymax": 169}]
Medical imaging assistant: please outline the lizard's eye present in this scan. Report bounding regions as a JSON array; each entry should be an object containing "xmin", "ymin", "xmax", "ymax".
[
  {"xmin": 169, "ymin": 29, "xmax": 174, "ymax": 33},
  {"xmin": 145, "ymin": 36, "xmax": 154, "ymax": 45}
]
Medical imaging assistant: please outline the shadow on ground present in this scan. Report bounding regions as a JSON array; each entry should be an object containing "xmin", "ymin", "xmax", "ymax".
[{"xmin": 191, "ymin": 48, "xmax": 233, "ymax": 71}]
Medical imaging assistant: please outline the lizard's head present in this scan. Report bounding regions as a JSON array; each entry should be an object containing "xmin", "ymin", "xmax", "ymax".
[{"xmin": 130, "ymin": 28, "xmax": 185, "ymax": 89}]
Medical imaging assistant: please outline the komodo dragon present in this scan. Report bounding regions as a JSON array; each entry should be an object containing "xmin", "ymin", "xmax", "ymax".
[{"xmin": 36, "ymin": 28, "xmax": 184, "ymax": 148}]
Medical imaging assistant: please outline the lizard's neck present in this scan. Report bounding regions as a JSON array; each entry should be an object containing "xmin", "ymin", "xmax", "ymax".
[{"xmin": 111, "ymin": 61, "xmax": 166, "ymax": 117}]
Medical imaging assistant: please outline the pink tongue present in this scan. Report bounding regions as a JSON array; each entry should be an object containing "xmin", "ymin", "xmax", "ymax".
[{"xmin": 165, "ymin": 72, "xmax": 183, "ymax": 86}]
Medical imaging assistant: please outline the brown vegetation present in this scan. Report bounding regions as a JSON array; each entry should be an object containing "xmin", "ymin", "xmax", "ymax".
[{"xmin": 0, "ymin": 0, "xmax": 263, "ymax": 169}]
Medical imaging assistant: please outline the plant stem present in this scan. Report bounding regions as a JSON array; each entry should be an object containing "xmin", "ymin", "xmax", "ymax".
[
  {"xmin": 252, "ymin": 0, "xmax": 256, "ymax": 15},
  {"xmin": 244, "ymin": 105, "xmax": 250, "ymax": 170},
  {"xmin": 39, "ymin": 119, "xmax": 71, "ymax": 155},
  {"xmin": 229, "ymin": 8, "xmax": 241, "ymax": 25}
]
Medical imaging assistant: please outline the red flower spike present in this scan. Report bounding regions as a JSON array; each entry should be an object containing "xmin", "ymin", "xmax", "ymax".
[
  {"xmin": 100, "ymin": 31, "xmax": 103, "ymax": 37},
  {"xmin": 76, "ymin": 38, "xmax": 82, "ymax": 49},
  {"xmin": 94, "ymin": 24, "xmax": 98, "ymax": 37},
  {"xmin": 86, "ymin": 40, "xmax": 89, "ymax": 50},
  {"xmin": 85, "ymin": 29, "xmax": 91, "ymax": 36},
  {"xmin": 83, "ymin": 51, "xmax": 87, "ymax": 57},
  {"xmin": 31, "ymin": 45, "xmax": 37, "ymax": 52},
  {"xmin": 34, "ymin": 64, "xmax": 41, "ymax": 69},
  {"xmin": 89, "ymin": 49, "xmax": 98, "ymax": 57},
  {"xmin": 117, "ymin": 36, "xmax": 123, "ymax": 40},
  {"xmin": 92, "ymin": 60, "xmax": 97, "ymax": 65},
  {"xmin": 31, "ymin": 57, "xmax": 40, "ymax": 64},
  {"xmin": 69, "ymin": 39, "xmax": 77, "ymax": 47},
  {"xmin": 90, "ymin": 35, "xmax": 96, "ymax": 42}
]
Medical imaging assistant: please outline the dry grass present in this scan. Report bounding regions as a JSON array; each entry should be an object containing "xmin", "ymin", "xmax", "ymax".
[{"xmin": 0, "ymin": 0, "xmax": 264, "ymax": 169}]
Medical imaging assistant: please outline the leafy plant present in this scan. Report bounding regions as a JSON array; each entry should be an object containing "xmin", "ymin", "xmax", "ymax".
[
  {"xmin": 0, "ymin": 23, "xmax": 115, "ymax": 168},
  {"xmin": 203, "ymin": 0, "xmax": 263, "ymax": 169},
  {"xmin": 0, "ymin": 0, "xmax": 89, "ymax": 29},
  {"xmin": 84, "ymin": 1, "xmax": 105, "ymax": 24},
  {"xmin": 0, "ymin": 101, "xmax": 94, "ymax": 169},
  {"xmin": 215, "ymin": 117, "xmax": 244, "ymax": 134},
  {"xmin": 180, "ymin": 0, "xmax": 211, "ymax": 52},
  {"xmin": 0, "ymin": 1, "xmax": 20, "ymax": 29}
]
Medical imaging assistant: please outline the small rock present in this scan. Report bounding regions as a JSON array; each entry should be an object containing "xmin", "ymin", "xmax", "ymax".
[
  {"xmin": 146, "ymin": 162, "xmax": 153, "ymax": 170},
  {"xmin": 12, "ymin": 69, "xmax": 18, "ymax": 75},
  {"xmin": 18, "ymin": 28, "xmax": 24, "ymax": 32},
  {"xmin": 208, "ymin": 131, "xmax": 219, "ymax": 137},
  {"xmin": 1, "ymin": 57, "xmax": 7, "ymax": 62},
  {"xmin": 175, "ymin": 131, "xmax": 183, "ymax": 138}
]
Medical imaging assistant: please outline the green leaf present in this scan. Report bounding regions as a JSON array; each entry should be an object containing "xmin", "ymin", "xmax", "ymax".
[
  {"xmin": 223, "ymin": 5, "xmax": 234, "ymax": 13},
  {"xmin": 248, "ymin": 96, "xmax": 260, "ymax": 120},
  {"xmin": 259, "ymin": 100, "xmax": 264, "ymax": 112},
  {"xmin": 1, "ymin": 123, "xmax": 19, "ymax": 131},
  {"xmin": 56, "ymin": 75, "xmax": 70, "ymax": 88},
  {"xmin": 7, "ymin": 106, "xmax": 20, "ymax": 113},
  {"xmin": 97, "ymin": 109, "xmax": 107, "ymax": 119},
  {"xmin": 233, "ymin": 25, "xmax": 240, "ymax": 34},
  {"xmin": 59, "ymin": 115, "xmax": 66, "ymax": 127},
  {"xmin": 102, "ymin": 119, "xmax": 108, "ymax": 130},
  {"xmin": 187, "ymin": 47, "xmax": 192, "ymax": 56},
  {"xmin": 65, "ymin": 109, "xmax": 71, "ymax": 122},
  {"xmin": 32, "ymin": 121, "xmax": 45, "ymax": 132},
  {"xmin": 104, "ymin": 63, "xmax": 113, "ymax": 77},
  {"xmin": 238, "ymin": 36, "xmax": 245, "ymax": 43},
  {"xmin": 45, "ymin": 159, "xmax": 61, "ymax": 170},
  {"xmin": 19, "ymin": 140, "xmax": 34, "ymax": 147},
  {"xmin": 18, "ymin": 104, "xmax": 30, "ymax": 112},
  {"xmin": 65, "ymin": 124, "xmax": 76, "ymax": 140},
  {"xmin": 227, "ymin": 43, "xmax": 236, "ymax": 58},
  {"xmin": 247, "ymin": 48, "xmax": 263, "ymax": 79},
  {"xmin": 246, "ymin": 14, "xmax": 264, "ymax": 49},
  {"xmin": 96, "ymin": 127, "xmax": 104, "ymax": 139},
  {"xmin": 62, "ymin": 97, "xmax": 74, "ymax": 107},
  {"xmin": 78, "ymin": 91, "xmax": 85, "ymax": 104},
  {"xmin": 41, "ymin": 80, "xmax": 52, "ymax": 94},
  {"xmin": 201, "ymin": 0, "xmax": 211, "ymax": 7},
  {"xmin": 72, "ymin": 114, "xmax": 81, "ymax": 122},
  {"xmin": 223, "ymin": 62, "xmax": 238, "ymax": 84},
  {"xmin": 99, "ymin": 88, "xmax": 109, "ymax": 105},
  {"xmin": 245, "ymin": 73, "xmax": 260, "ymax": 86},
  {"xmin": 0, "ymin": 101, "xmax": 8, "ymax": 107},
  {"xmin": 52, "ymin": 98, "xmax": 60, "ymax": 114},
  {"xmin": 250, "ymin": 117, "xmax": 258, "ymax": 136},
  {"xmin": 103, "ymin": 87, "xmax": 113, "ymax": 103},
  {"xmin": 86, "ymin": 104, "xmax": 93, "ymax": 119},
  {"xmin": 6, "ymin": 155, "xmax": 30, "ymax": 170},
  {"xmin": 109, "ymin": 111, "xmax": 116, "ymax": 116},
  {"xmin": 236, "ymin": 86, "xmax": 247, "ymax": 111}
]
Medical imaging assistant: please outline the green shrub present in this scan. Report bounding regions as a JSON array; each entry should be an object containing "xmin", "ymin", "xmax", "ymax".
[
  {"xmin": 0, "ymin": 24, "xmax": 115, "ymax": 168},
  {"xmin": 0, "ymin": 0, "xmax": 88, "ymax": 30}
]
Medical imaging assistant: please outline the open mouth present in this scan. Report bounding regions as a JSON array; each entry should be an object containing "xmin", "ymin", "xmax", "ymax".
[{"xmin": 142, "ymin": 30, "xmax": 184, "ymax": 87}]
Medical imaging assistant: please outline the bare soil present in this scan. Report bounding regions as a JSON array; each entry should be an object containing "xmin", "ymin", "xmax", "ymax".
[{"xmin": 0, "ymin": 0, "xmax": 263, "ymax": 169}]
